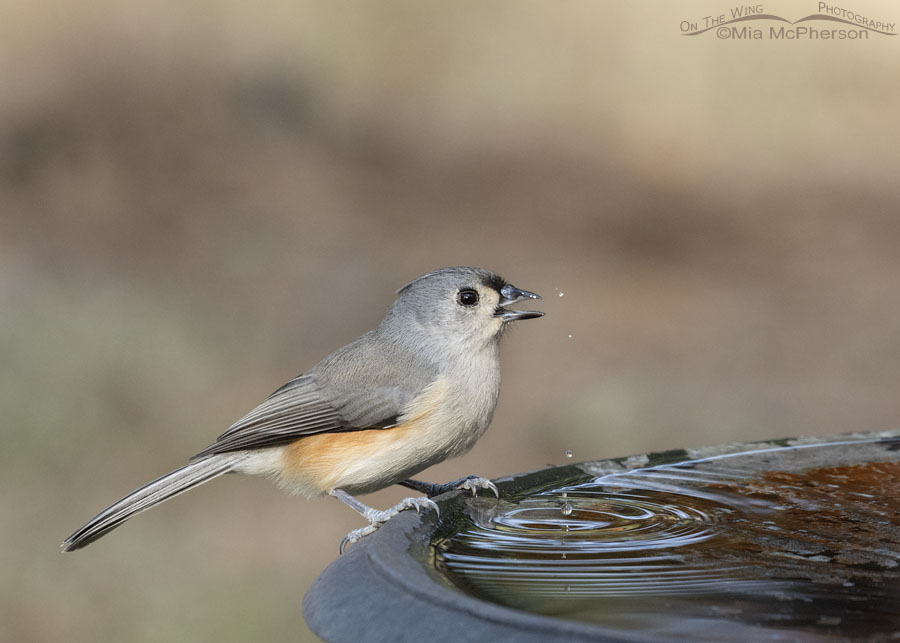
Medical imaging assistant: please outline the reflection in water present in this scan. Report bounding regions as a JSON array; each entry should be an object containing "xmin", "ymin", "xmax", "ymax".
[{"xmin": 435, "ymin": 437, "xmax": 900, "ymax": 641}]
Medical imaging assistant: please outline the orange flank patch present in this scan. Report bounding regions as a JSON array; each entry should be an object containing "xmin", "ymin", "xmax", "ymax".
[
  {"xmin": 282, "ymin": 424, "xmax": 414, "ymax": 494},
  {"xmin": 280, "ymin": 377, "xmax": 452, "ymax": 495}
]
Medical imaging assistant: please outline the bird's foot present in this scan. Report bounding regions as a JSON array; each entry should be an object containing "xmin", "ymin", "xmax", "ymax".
[
  {"xmin": 401, "ymin": 475, "xmax": 499, "ymax": 498},
  {"xmin": 362, "ymin": 496, "xmax": 440, "ymax": 524},
  {"xmin": 339, "ymin": 496, "xmax": 439, "ymax": 554},
  {"xmin": 453, "ymin": 475, "xmax": 500, "ymax": 498}
]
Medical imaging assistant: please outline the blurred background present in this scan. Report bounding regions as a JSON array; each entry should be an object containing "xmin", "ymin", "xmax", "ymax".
[{"xmin": 2, "ymin": 1, "xmax": 898, "ymax": 640}]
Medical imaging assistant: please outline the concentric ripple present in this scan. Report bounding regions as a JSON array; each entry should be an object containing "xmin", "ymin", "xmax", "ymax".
[
  {"xmin": 433, "ymin": 442, "xmax": 900, "ymax": 639},
  {"xmin": 436, "ymin": 484, "xmax": 750, "ymax": 606},
  {"xmin": 484, "ymin": 490, "xmax": 726, "ymax": 550}
]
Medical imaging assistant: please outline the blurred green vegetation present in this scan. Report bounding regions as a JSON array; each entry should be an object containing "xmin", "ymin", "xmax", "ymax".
[{"xmin": 2, "ymin": 1, "xmax": 899, "ymax": 641}]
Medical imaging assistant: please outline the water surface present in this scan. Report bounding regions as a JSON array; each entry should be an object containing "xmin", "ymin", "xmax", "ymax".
[{"xmin": 435, "ymin": 435, "xmax": 900, "ymax": 641}]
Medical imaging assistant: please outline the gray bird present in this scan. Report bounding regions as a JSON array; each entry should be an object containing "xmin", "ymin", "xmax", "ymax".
[{"xmin": 62, "ymin": 266, "xmax": 543, "ymax": 553}]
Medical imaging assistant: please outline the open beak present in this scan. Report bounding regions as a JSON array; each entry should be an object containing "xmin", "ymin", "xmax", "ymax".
[{"xmin": 495, "ymin": 283, "xmax": 544, "ymax": 321}]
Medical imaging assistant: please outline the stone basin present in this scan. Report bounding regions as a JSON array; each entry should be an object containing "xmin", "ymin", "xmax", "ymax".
[{"xmin": 303, "ymin": 430, "xmax": 900, "ymax": 642}]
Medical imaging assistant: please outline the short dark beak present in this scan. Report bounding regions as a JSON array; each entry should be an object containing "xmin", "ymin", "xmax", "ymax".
[{"xmin": 495, "ymin": 284, "xmax": 544, "ymax": 321}]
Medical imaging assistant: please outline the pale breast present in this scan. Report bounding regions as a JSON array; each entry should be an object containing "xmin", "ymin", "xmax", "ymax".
[{"xmin": 277, "ymin": 366, "xmax": 501, "ymax": 496}]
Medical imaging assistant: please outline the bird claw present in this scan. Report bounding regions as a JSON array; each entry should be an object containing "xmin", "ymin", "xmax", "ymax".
[
  {"xmin": 340, "ymin": 525, "xmax": 378, "ymax": 554},
  {"xmin": 340, "ymin": 496, "xmax": 440, "ymax": 554},
  {"xmin": 455, "ymin": 476, "xmax": 500, "ymax": 498}
]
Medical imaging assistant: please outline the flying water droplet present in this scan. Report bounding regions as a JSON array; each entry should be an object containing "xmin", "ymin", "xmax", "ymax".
[
  {"xmin": 561, "ymin": 502, "xmax": 573, "ymax": 516},
  {"xmin": 565, "ymin": 449, "xmax": 573, "ymax": 459}
]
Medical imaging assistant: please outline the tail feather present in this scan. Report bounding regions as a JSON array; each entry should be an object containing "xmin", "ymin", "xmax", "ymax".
[{"xmin": 62, "ymin": 455, "xmax": 241, "ymax": 552}]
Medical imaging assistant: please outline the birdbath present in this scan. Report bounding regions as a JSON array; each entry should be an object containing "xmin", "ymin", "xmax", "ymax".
[{"xmin": 303, "ymin": 430, "xmax": 900, "ymax": 642}]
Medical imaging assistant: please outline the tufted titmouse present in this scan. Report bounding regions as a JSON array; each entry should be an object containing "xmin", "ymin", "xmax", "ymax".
[{"xmin": 62, "ymin": 267, "xmax": 543, "ymax": 552}]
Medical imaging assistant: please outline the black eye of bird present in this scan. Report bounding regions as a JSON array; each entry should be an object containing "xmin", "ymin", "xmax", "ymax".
[{"xmin": 457, "ymin": 288, "xmax": 479, "ymax": 307}]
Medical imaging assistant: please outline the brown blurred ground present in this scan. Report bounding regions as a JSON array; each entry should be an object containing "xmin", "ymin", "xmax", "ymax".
[{"xmin": 2, "ymin": 1, "xmax": 899, "ymax": 641}]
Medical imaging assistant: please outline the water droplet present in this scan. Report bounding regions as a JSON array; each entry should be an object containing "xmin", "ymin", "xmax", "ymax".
[
  {"xmin": 567, "ymin": 334, "xmax": 573, "ymax": 339},
  {"xmin": 561, "ymin": 552, "xmax": 567, "ymax": 560},
  {"xmin": 561, "ymin": 491, "xmax": 567, "ymax": 499},
  {"xmin": 558, "ymin": 291, "xmax": 565, "ymax": 297},
  {"xmin": 565, "ymin": 584, "xmax": 571, "ymax": 592},
  {"xmin": 565, "ymin": 449, "xmax": 573, "ymax": 459},
  {"xmin": 561, "ymin": 502, "xmax": 573, "ymax": 516}
]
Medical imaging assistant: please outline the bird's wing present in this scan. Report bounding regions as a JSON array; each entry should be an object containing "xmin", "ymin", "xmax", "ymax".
[
  {"xmin": 191, "ymin": 375, "xmax": 343, "ymax": 457},
  {"xmin": 193, "ymin": 329, "xmax": 440, "ymax": 459},
  {"xmin": 191, "ymin": 371, "xmax": 430, "ymax": 459}
]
